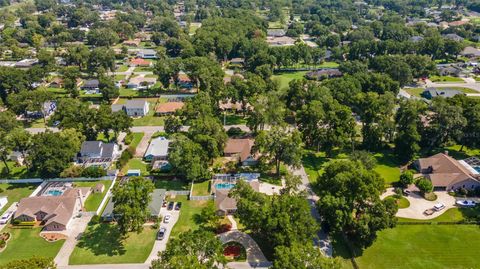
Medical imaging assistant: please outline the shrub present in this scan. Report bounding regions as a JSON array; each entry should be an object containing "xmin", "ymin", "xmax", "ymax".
[
  {"xmin": 81, "ymin": 166, "xmax": 107, "ymax": 178},
  {"xmin": 394, "ymin": 187, "xmax": 402, "ymax": 198},
  {"xmin": 456, "ymin": 188, "xmax": 468, "ymax": 196},
  {"xmin": 117, "ymin": 147, "xmax": 134, "ymax": 169},
  {"xmin": 227, "ymin": 127, "xmax": 244, "ymax": 137},
  {"xmin": 90, "ymin": 215, "xmax": 101, "ymax": 224},
  {"xmin": 0, "ymin": 188, "xmax": 4, "ymax": 193},
  {"xmin": 124, "ymin": 132, "xmax": 134, "ymax": 145},
  {"xmin": 216, "ymin": 223, "xmax": 232, "ymax": 234},
  {"xmin": 416, "ymin": 177, "xmax": 433, "ymax": 194},
  {"xmin": 399, "ymin": 171, "xmax": 414, "ymax": 187},
  {"xmin": 60, "ymin": 165, "xmax": 84, "ymax": 178}
]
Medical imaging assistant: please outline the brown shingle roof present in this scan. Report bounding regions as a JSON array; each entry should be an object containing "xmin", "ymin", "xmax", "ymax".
[
  {"xmin": 15, "ymin": 195, "xmax": 77, "ymax": 226},
  {"xmin": 224, "ymin": 138, "xmax": 255, "ymax": 162}
]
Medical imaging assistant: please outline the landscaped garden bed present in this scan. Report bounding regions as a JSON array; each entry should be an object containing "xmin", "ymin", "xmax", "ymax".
[
  {"xmin": 223, "ymin": 241, "xmax": 246, "ymax": 262},
  {"xmin": 0, "ymin": 232, "xmax": 11, "ymax": 252}
]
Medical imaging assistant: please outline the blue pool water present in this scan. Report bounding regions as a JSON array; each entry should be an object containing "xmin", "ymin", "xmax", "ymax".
[
  {"xmin": 216, "ymin": 183, "xmax": 236, "ymax": 190},
  {"xmin": 46, "ymin": 189, "xmax": 63, "ymax": 196},
  {"xmin": 475, "ymin": 167, "xmax": 480, "ymax": 173}
]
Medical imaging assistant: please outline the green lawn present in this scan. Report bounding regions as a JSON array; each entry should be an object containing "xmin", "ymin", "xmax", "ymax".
[
  {"xmin": 154, "ymin": 180, "xmax": 190, "ymax": 190},
  {"xmin": 119, "ymin": 88, "xmax": 141, "ymax": 97},
  {"xmin": 126, "ymin": 132, "xmax": 144, "ymax": 149},
  {"xmin": 373, "ymin": 152, "xmax": 401, "ymax": 186},
  {"xmin": 115, "ymin": 75, "xmax": 126, "ymax": 81},
  {"xmin": 69, "ymin": 224, "xmax": 157, "ymax": 264},
  {"xmin": 352, "ymin": 225, "xmax": 480, "ymax": 269},
  {"xmin": 191, "ymin": 181, "xmax": 211, "ymax": 196},
  {"xmin": 122, "ymin": 158, "xmax": 149, "ymax": 176},
  {"xmin": 403, "ymin": 88, "xmax": 424, "ymax": 97},
  {"xmin": 0, "ymin": 183, "xmax": 38, "ymax": 215},
  {"xmin": 74, "ymin": 180, "xmax": 113, "ymax": 212},
  {"xmin": 169, "ymin": 195, "xmax": 212, "ymax": 238},
  {"xmin": 0, "ymin": 161, "xmax": 37, "ymax": 179},
  {"xmin": 134, "ymin": 66, "xmax": 153, "ymax": 73},
  {"xmin": 96, "ymin": 132, "xmax": 116, "ymax": 143},
  {"xmin": 0, "ymin": 227, "xmax": 64, "ymax": 265},
  {"xmin": 272, "ymin": 71, "xmax": 308, "ymax": 89},
  {"xmin": 116, "ymin": 65, "xmax": 129, "ymax": 72},
  {"xmin": 220, "ymin": 113, "xmax": 248, "ymax": 125},
  {"xmin": 385, "ymin": 196, "xmax": 410, "ymax": 209},
  {"xmin": 430, "ymin": 75, "xmax": 465, "ymax": 83},
  {"xmin": 132, "ymin": 102, "xmax": 166, "ymax": 126}
]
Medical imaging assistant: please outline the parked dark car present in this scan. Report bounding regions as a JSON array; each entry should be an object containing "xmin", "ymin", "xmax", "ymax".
[
  {"xmin": 167, "ymin": 201, "xmax": 174, "ymax": 210},
  {"xmin": 157, "ymin": 227, "xmax": 166, "ymax": 240},
  {"xmin": 175, "ymin": 202, "xmax": 182, "ymax": 211}
]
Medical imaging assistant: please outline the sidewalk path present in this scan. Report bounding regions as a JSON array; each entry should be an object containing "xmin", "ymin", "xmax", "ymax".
[
  {"xmin": 227, "ymin": 215, "xmax": 238, "ymax": 230},
  {"xmin": 54, "ymin": 212, "xmax": 94, "ymax": 266}
]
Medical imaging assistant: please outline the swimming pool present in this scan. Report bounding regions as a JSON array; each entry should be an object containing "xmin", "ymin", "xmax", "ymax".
[
  {"xmin": 46, "ymin": 189, "xmax": 64, "ymax": 196},
  {"xmin": 215, "ymin": 183, "xmax": 236, "ymax": 190}
]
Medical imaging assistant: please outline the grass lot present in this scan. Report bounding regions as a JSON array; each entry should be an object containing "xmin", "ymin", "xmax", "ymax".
[
  {"xmin": 272, "ymin": 71, "xmax": 308, "ymax": 89},
  {"xmin": 0, "ymin": 161, "xmax": 37, "ymax": 179},
  {"xmin": 115, "ymin": 75, "xmax": 126, "ymax": 81},
  {"xmin": 403, "ymin": 88, "xmax": 424, "ymax": 97},
  {"xmin": 74, "ymin": 180, "xmax": 113, "ymax": 212},
  {"xmin": 373, "ymin": 152, "xmax": 401, "ymax": 185},
  {"xmin": 0, "ymin": 227, "xmax": 64, "ymax": 265},
  {"xmin": 126, "ymin": 132, "xmax": 144, "ymax": 148},
  {"xmin": 385, "ymin": 195, "xmax": 410, "ymax": 209},
  {"xmin": 69, "ymin": 224, "xmax": 156, "ymax": 264},
  {"xmin": 221, "ymin": 113, "xmax": 248, "ymax": 125},
  {"xmin": 97, "ymin": 132, "xmax": 116, "ymax": 143},
  {"xmin": 132, "ymin": 101, "xmax": 166, "ymax": 126},
  {"xmin": 169, "ymin": 195, "xmax": 212, "ymax": 238},
  {"xmin": 122, "ymin": 158, "xmax": 149, "ymax": 176},
  {"xmin": 429, "ymin": 75, "xmax": 465, "ymax": 83},
  {"xmin": 154, "ymin": 180, "xmax": 190, "ymax": 190},
  {"xmin": 0, "ymin": 183, "xmax": 38, "ymax": 215},
  {"xmin": 352, "ymin": 225, "xmax": 480, "ymax": 269},
  {"xmin": 133, "ymin": 66, "xmax": 153, "ymax": 73},
  {"xmin": 116, "ymin": 65, "xmax": 129, "ymax": 72},
  {"xmin": 118, "ymin": 88, "xmax": 141, "ymax": 97},
  {"xmin": 191, "ymin": 181, "xmax": 211, "ymax": 196}
]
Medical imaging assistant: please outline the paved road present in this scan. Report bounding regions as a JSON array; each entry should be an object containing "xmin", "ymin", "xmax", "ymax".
[
  {"xmin": 26, "ymin": 125, "xmax": 251, "ymax": 134},
  {"xmin": 54, "ymin": 213, "xmax": 94, "ymax": 266},
  {"xmin": 425, "ymin": 78, "xmax": 480, "ymax": 92},
  {"xmin": 144, "ymin": 209, "xmax": 179, "ymax": 264},
  {"xmin": 218, "ymin": 230, "xmax": 270, "ymax": 266},
  {"xmin": 135, "ymin": 131, "xmax": 154, "ymax": 157},
  {"xmin": 291, "ymin": 165, "xmax": 333, "ymax": 257}
]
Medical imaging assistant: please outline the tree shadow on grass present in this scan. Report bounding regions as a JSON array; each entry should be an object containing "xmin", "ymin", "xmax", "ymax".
[{"xmin": 76, "ymin": 223, "xmax": 126, "ymax": 257}]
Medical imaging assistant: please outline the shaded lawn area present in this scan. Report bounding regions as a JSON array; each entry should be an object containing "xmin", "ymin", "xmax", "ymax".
[
  {"xmin": 96, "ymin": 132, "xmax": 117, "ymax": 143},
  {"xmin": 74, "ymin": 180, "xmax": 113, "ymax": 212},
  {"xmin": 154, "ymin": 179, "xmax": 190, "ymax": 190},
  {"xmin": 272, "ymin": 71, "xmax": 308, "ymax": 89},
  {"xmin": 127, "ymin": 132, "xmax": 144, "ymax": 149},
  {"xmin": 191, "ymin": 181, "xmax": 211, "ymax": 196},
  {"xmin": 122, "ymin": 158, "xmax": 149, "ymax": 176},
  {"xmin": 373, "ymin": 152, "xmax": 401, "ymax": 186},
  {"xmin": 426, "ymin": 144, "xmax": 480, "ymax": 160},
  {"xmin": 0, "ymin": 183, "xmax": 38, "ymax": 215},
  {"xmin": 353, "ymin": 225, "xmax": 480, "ymax": 269},
  {"xmin": 0, "ymin": 161, "xmax": 37, "ymax": 180},
  {"xmin": 220, "ymin": 113, "xmax": 248, "ymax": 125},
  {"xmin": 69, "ymin": 223, "xmax": 156, "ymax": 265},
  {"xmin": 169, "ymin": 195, "xmax": 212, "ymax": 238},
  {"xmin": 116, "ymin": 65, "xmax": 129, "ymax": 72},
  {"xmin": 0, "ymin": 227, "xmax": 64, "ymax": 266}
]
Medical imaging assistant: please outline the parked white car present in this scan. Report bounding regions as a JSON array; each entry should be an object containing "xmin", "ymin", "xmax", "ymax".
[
  {"xmin": 433, "ymin": 203, "xmax": 446, "ymax": 211},
  {"xmin": 0, "ymin": 211, "xmax": 13, "ymax": 224},
  {"xmin": 164, "ymin": 214, "xmax": 171, "ymax": 224},
  {"xmin": 456, "ymin": 200, "xmax": 476, "ymax": 207}
]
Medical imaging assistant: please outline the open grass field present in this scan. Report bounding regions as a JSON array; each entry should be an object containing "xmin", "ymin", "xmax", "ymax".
[
  {"xmin": 0, "ymin": 227, "xmax": 64, "ymax": 265},
  {"xmin": 272, "ymin": 71, "xmax": 308, "ymax": 89},
  {"xmin": 122, "ymin": 158, "xmax": 149, "ymax": 176},
  {"xmin": 373, "ymin": 152, "xmax": 401, "ymax": 185},
  {"xmin": 0, "ymin": 183, "xmax": 38, "ymax": 215},
  {"xmin": 154, "ymin": 179, "xmax": 190, "ymax": 190},
  {"xmin": 430, "ymin": 76, "xmax": 465, "ymax": 83},
  {"xmin": 69, "ymin": 224, "xmax": 156, "ymax": 264},
  {"xmin": 132, "ymin": 101, "xmax": 166, "ymax": 126},
  {"xmin": 352, "ymin": 225, "xmax": 480, "ymax": 269},
  {"xmin": 169, "ymin": 195, "xmax": 212, "ymax": 238},
  {"xmin": 403, "ymin": 88, "xmax": 424, "ymax": 97},
  {"xmin": 0, "ymin": 161, "xmax": 37, "ymax": 180},
  {"xmin": 74, "ymin": 180, "xmax": 113, "ymax": 212}
]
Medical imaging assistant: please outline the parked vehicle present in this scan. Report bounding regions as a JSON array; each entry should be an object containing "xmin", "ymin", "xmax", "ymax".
[
  {"xmin": 164, "ymin": 214, "xmax": 171, "ymax": 223},
  {"xmin": 0, "ymin": 211, "xmax": 13, "ymax": 224},
  {"xmin": 424, "ymin": 209, "xmax": 435, "ymax": 216},
  {"xmin": 175, "ymin": 202, "xmax": 182, "ymax": 211},
  {"xmin": 433, "ymin": 203, "xmax": 445, "ymax": 211},
  {"xmin": 167, "ymin": 201, "xmax": 174, "ymax": 210},
  {"xmin": 403, "ymin": 189, "xmax": 411, "ymax": 196},
  {"xmin": 162, "ymin": 201, "xmax": 167, "ymax": 207},
  {"xmin": 456, "ymin": 200, "xmax": 476, "ymax": 207},
  {"xmin": 157, "ymin": 227, "xmax": 166, "ymax": 240}
]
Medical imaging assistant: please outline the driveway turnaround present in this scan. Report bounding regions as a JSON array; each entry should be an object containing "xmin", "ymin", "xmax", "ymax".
[
  {"xmin": 144, "ymin": 209, "xmax": 180, "ymax": 264},
  {"xmin": 395, "ymin": 191, "xmax": 456, "ymax": 220},
  {"xmin": 218, "ymin": 230, "xmax": 270, "ymax": 267}
]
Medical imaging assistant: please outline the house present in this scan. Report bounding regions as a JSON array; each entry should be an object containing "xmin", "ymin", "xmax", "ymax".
[
  {"xmin": 102, "ymin": 189, "xmax": 166, "ymax": 221},
  {"xmin": 144, "ymin": 137, "xmax": 170, "ymax": 162},
  {"xmin": 137, "ymin": 49, "xmax": 157, "ymax": 59},
  {"xmin": 177, "ymin": 72, "xmax": 193, "ymax": 88},
  {"xmin": 438, "ymin": 66, "xmax": 462, "ymax": 77},
  {"xmin": 49, "ymin": 77, "xmax": 64, "ymax": 88},
  {"xmin": 126, "ymin": 77, "xmax": 157, "ymax": 89},
  {"xmin": 8, "ymin": 151, "xmax": 25, "ymax": 165},
  {"xmin": 215, "ymin": 181, "xmax": 259, "ymax": 216},
  {"xmin": 443, "ymin": 33, "xmax": 464, "ymax": 42},
  {"xmin": 14, "ymin": 59, "xmax": 38, "ymax": 69},
  {"xmin": 229, "ymin": 58, "xmax": 245, "ymax": 66},
  {"xmin": 13, "ymin": 188, "xmax": 90, "ymax": 231},
  {"xmin": 123, "ymin": 39, "xmax": 141, "ymax": 47},
  {"xmin": 129, "ymin": 58, "xmax": 152, "ymax": 67},
  {"xmin": 154, "ymin": 102, "xmax": 184, "ymax": 115},
  {"xmin": 422, "ymin": 87, "xmax": 464, "ymax": 99},
  {"xmin": 460, "ymin": 46, "xmax": 480, "ymax": 58},
  {"xmin": 125, "ymin": 100, "xmax": 149, "ymax": 116},
  {"xmin": 224, "ymin": 138, "xmax": 257, "ymax": 166},
  {"xmin": 414, "ymin": 153, "xmax": 480, "ymax": 191},
  {"xmin": 78, "ymin": 141, "xmax": 119, "ymax": 163},
  {"xmin": 306, "ymin": 69, "xmax": 343, "ymax": 80},
  {"xmin": 81, "ymin": 79, "xmax": 100, "ymax": 91}
]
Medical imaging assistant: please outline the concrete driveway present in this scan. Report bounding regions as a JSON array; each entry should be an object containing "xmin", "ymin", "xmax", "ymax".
[
  {"xmin": 395, "ymin": 191, "xmax": 456, "ymax": 220},
  {"xmin": 144, "ymin": 208, "xmax": 179, "ymax": 264}
]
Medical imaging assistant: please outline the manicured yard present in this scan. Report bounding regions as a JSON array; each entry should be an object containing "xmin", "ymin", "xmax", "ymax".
[
  {"xmin": 352, "ymin": 225, "xmax": 480, "ymax": 269},
  {"xmin": 133, "ymin": 66, "xmax": 153, "ymax": 72},
  {"xmin": 122, "ymin": 158, "xmax": 149, "ymax": 176},
  {"xmin": 0, "ymin": 161, "xmax": 37, "ymax": 179},
  {"xmin": 119, "ymin": 88, "xmax": 141, "ymax": 97},
  {"xmin": 429, "ymin": 75, "xmax": 465, "ymax": 83},
  {"xmin": 373, "ymin": 152, "xmax": 401, "ymax": 186},
  {"xmin": 0, "ymin": 183, "xmax": 38, "ymax": 215},
  {"xmin": 169, "ymin": 195, "xmax": 212, "ymax": 238},
  {"xmin": 272, "ymin": 71, "xmax": 308, "ymax": 89},
  {"xmin": 403, "ymin": 88, "xmax": 424, "ymax": 97},
  {"xmin": 132, "ymin": 101, "xmax": 166, "ymax": 126},
  {"xmin": 154, "ymin": 180, "xmax": 190, "ymax": 190},
  {"xmin": 69, "ymin": 224, "xmax": 157, "ymax": 264},
  {"xmin": 74, "ymin": 180, "xmax": 113, "ymax": 212},
  {"xmin": 221, "ymin": 113, "xmax": 248, "ymax": 125},
  {"xmin": 126, "ymin": 132, "xmax": 144, "ymax": 149},
  {"xmin": 0, "ymin": 227, "xmax": 64, "ymax": 265},
  {"xmin": 191, "ymin": 181, "xmax": 211, "ymax": 196},
  {"xmin": 384, "ymin": 195, "xmax": 410, "ymax": 209},
  {"xmin": 116, "ymin": 65, "xmax": 129, "ymax": 72}
]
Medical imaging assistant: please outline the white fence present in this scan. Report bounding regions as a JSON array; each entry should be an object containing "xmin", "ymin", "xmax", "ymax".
[
  {"xmin": 189, "ymin": 195, "xmax": 213, "ymax": 201},
  {"xmin": 96, "ymin": 177, "xmax": 117, "ymax": 215},
  {"xmin": 166, "ymin": 190, "xmax": 190, "ymax": 196}
]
